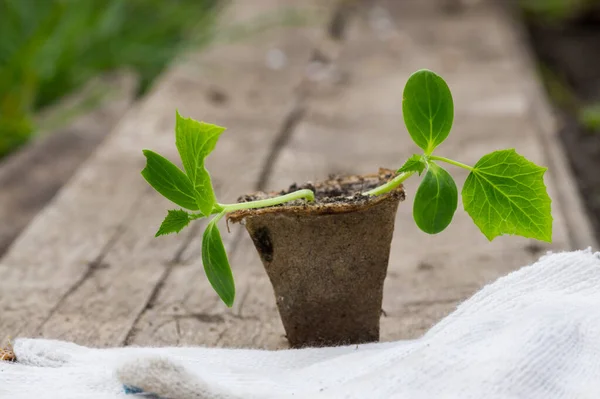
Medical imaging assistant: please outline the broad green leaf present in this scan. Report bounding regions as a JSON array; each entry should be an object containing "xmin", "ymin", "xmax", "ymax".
[
  {"xmin": 402, "ymin": 69, "xmax": 454, "ymax": 154},
  {"xmin": 398, "ymin": 154, "xmax": 426, "ymax": 175},
  {"xmin": 175, "ymin": 111, "xmax": 225, "ymax": 216},
  {"xmin": 462, "ymin": 149, "xmax": 552, "ymax": 242},
  {"xmin": 202, "ymin": 219, "xmax": 235, "ymax": 307},
  {"xmin": 413, "ymin": 163, "xmax": 458, "ymax": 234},
  {"xmin": 141, "ymin": 150, "xmax": 199, "ymax": 211},
  {"xmin": 155, "ymin": 210, "xmax": 191, "ymax": 237}
]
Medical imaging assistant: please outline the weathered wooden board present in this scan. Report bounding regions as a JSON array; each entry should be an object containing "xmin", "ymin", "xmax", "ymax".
[
  {"xmin": 129, "ymin": 0, "xmax": 597, "ymax": 349},
  {"xmin": 0, "ymin": 73, "xmax": 136, "ymax": 256},
  {"xmin": 127, "ymin": 1, "xmax": 334, "ymax": 348},
  {"xmin": 0, "ymin": 0, "xmax": 329, "ymax": 346},
  {"xmin": 269, "ymin": 0, "xmax": 595, "ymax": 340},
  {"xmin": 0, "ymin": 0, "xmax": 595, "ymax": 348}
]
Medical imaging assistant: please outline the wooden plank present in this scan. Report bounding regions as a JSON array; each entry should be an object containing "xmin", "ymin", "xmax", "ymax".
[
  {"xmin": 3, "ymin": 0, "xmax": 595, "ymax": 349},
  {"xmin": 0, "ymin": 73, "xmax": 136, "ymax": 256},
  {"xmin": 0, "ymin": 0, "xmax": 329, "ymax": 346},
  {"xmin": 0, "ymin": 102, "xmax": 159, "ymax": 342},
  {"xmin": 127, "ymin": 1, "xmax": 334, "ymax": 348},
  {"xmin": 268, "ymin": 0, "xmax": 595, "ymax": 340},
  {"xmin": 268, "ymin": 0, "xmax": 596, "ymax": 340},
  {"xmin": 133, "ymin": 0, "xmax": 596, "ymax": 348}
]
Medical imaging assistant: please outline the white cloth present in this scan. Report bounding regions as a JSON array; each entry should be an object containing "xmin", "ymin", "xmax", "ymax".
[{"xmin": 2, "ymin": 249, "xmax": 600, "ymax": 399}]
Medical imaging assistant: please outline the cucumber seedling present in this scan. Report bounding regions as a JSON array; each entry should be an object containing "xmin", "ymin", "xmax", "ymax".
[
  {"xmin": 363, "ymin": 69, "xmax": 552, "ymax": 242},
  {"xmin": 141, "ymin": 112, "xmax": 314, "ymax": 306},
  {"xmin": 141, "ymin": 69, "xmax": 552, "ymax": 307}
]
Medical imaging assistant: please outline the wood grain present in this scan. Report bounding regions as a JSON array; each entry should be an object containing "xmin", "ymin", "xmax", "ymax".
[
  {"xmin": 0, "ymin": 0, "xmax": 595, "ymax": 348},
  {"xmin": 0, "ymin": 0, "xmax": 329, "ymax": 346},
  {"xmin": 128, "ymin": 0, "xmax": 333, "ymax": 348},
  {"xmin": 0, "ymin": 73, "xmax": 136, "ymax": 257},
  {"xmin": 131, "ymin": 0, "xmax": 597, "ymax": 348},
  {"xmin": 265, "ymin": 0, "xmax": 589, "ymax": 340}
]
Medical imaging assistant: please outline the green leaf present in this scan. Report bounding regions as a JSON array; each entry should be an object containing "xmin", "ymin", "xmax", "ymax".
[
  {"xmin": 155, "ymin": 210, "xmax": 191, "ymax": 237},
  {"xmin": 413, "ymin": 162, "xmax": 458, "ymax": 234},
  {"xmin": 402, "ymin": 69, "xmax": 454, "ymax": 154},
  {"xmin": 398, "ymin": 154, "xmax": 426, "ymax": 175},
  {"xmin": 175, "ymin": 111, "xmax": 225, "ymax": 216},
  {"xmin": 462, "ymin": 149, "xmax": 552, "ymax": 242},
  {"xmin": 202, "ymin": 218, "xmax": 235, "ymax": 307},
  {"xmin": 141, "ymin": 150, "xmax": 199, "ymax": 211}
]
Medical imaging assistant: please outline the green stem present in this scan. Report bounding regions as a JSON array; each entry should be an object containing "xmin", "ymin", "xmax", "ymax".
[
  {"xmin": 210, "ymin": 211, "xmax": 226, "ymax": 224},
  {"xmin": 429, "ymin": 155, "xmax": 474, "ymax": 171},
  {"xmin": 218, "ymin": 189, "xmax": 315, "ymax": 213},
  {"xmin": 363, "ymin": 171, "xmax": 415, "ymax": 197},
  {"xmin": 190, "ymin": 211, "xmax": 208, "ymax": 220}
]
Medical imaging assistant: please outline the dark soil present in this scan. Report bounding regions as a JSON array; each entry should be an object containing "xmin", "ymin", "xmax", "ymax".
[
  {"xmin": 228, "ymin": 168, "xmax": 405, "ymax": 224},
  {"xmin": 524, "ymin": 10, "xmax": 600, "ymax": 241},
  {"xmin": 237, "ymin": 168, "xmax": 400, "ymax": 206}
]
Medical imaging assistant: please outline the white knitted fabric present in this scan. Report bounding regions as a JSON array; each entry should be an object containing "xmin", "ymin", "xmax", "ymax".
[{"xmin": 2, "ymin": 249, "xmax": 599, "ymax": 399}]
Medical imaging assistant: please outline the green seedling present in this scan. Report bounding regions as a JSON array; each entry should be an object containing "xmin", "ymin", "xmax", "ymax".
[
  {"xmin": 363, "ymin": 69, "xmax": 552, "ymax": 241},
  {"xmin": 142, "ymin": 69, "xmax": 552, "ymax": 307},
  {"xmin": 141, "ymin": 112, "xmax": 315, "ymax": 306}
]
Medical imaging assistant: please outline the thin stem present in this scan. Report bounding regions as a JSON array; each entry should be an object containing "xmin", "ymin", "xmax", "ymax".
[
  {"xmin": 190, "ymin": 213, "xmax": 205, "ymax": 220},
  {"xmin": 429, "ymin": 155, "xmax": 474, "ymax": 171},
  {"xmin": 218, "ymin": 189, "xmax": 315, "ymax": 213},
  {"xmin": 210, "ymin": 210, "xmax": 226, "ymax": 225},
  {"xmin": 363, "ymin": 171, "xmax": 415, "ymax": 197}
]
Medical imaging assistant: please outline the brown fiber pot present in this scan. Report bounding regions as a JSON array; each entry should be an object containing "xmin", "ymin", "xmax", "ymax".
[{"xmin": 228, "ymin": 170, "xmax": 405, "ymax": 348}]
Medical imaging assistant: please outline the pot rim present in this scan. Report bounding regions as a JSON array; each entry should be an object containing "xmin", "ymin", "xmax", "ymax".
[{"xmin": 227, "ymin": 169, "xmax": 406, "ymax": 223}]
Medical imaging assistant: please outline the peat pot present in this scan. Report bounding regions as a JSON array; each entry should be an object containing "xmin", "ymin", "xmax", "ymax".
[{"xmin": 228, "ymin": 170, "xmax": 405, "ymax": 348}]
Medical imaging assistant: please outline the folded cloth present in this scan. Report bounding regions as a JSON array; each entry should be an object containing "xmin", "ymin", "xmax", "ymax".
[{"xmin": 2, "ymin": 249, "xmax": 599, "ymax": 399}]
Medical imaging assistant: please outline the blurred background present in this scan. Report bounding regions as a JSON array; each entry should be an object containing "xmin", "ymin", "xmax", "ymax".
[
  {"xmin": 0, "ymin": 0, "xmax": 220, "ymax": 157},
  {"xmin": 521, "ymin": 0, "xmax": 600, "ymax": 247},
  {"xmin": 0, "ymin": 0, "xmax": 599, "ymax": 250},
  {"xmin": 3, "ymin": 0, "xmax": 597, "ymax": 160}
]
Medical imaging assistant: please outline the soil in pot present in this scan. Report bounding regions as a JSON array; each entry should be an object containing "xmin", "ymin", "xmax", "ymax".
[{"xmin": 228, "ymin": 169, "xmax": 405, "ymax": 348}]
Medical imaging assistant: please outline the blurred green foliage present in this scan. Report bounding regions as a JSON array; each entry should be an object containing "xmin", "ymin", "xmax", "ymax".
[
  {"xmin": 538, "ymin": 63, "xmax": 600, "ymax": 134},
  {"xmin": 537, "ymin": 64, "xmax": 578, "ymax": 111},
  {"xmin": 0, "ymin": 0, "xmax": 220, "ymax": 158},
  {"xmin": 521, "ymin": 0, "xmax": 600, "ymax": 22},
  {"xmin": 580, "ymin": 103, "xmax": 600, "ymax": 133},
  {"xmin": 524, "ymin": 0, "xmax": 600, "ymax": 134}
]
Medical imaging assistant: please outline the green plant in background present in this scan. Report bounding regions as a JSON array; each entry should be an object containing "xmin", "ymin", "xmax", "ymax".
[
  {"xmin": 520, "ymin": 0, "xmax": 600, "ymax": 22},
  {"xmin": 538, "ymin": 64, "xmax": 579, "ymax": 111},
  {"xmin": 0, "ymin": 0, "xmax": 220, "ymax": 158},
  {"xmin": 580, "ymin": 103, "xmax": 600, "ymax": 133},
  {"xmin": 142, "ymin": 70, "xmax": 553, "ymax": 307},
  {"xmin": 537, "ymin": 65, "xmax": 600, "ymax": 135}
]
